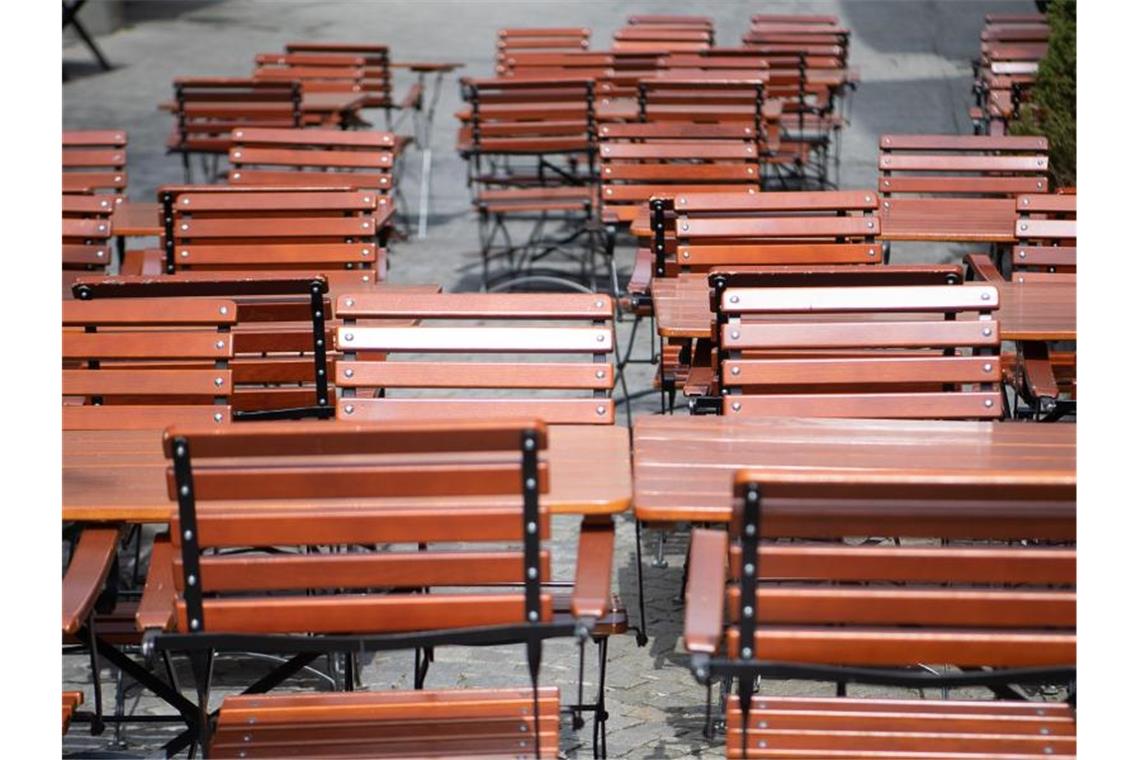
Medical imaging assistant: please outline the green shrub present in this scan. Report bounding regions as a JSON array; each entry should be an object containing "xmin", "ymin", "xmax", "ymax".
[{"xmin": 1009, "ymin": 0, "xmax": 1076, "ymax": 188}]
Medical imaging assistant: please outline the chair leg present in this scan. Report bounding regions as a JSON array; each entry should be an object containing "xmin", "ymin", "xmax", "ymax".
[
  {"xmin": 591, "ymin": 636, "xmax": 609, "ymax": 759},
  {"xmin": 85, "ymin": 614, "xmax": 105, "ymax": 736},
  {"xmin": 633, "ymin": 520, "xmax": 649, "ymax": 646},
  {"xmin": 572, "ymin": 637, "xmax": 586, "ymax": 730}
]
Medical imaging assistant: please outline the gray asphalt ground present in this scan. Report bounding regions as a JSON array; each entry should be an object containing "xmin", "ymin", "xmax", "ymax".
[{"xmin": 63, "ymin": 1, "xmax": 1036, "ymax": 757}]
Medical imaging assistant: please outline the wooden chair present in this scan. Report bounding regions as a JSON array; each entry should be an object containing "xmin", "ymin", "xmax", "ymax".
[
  {"xmin": 284, "ymin": 42, "xmax": 423, "ymax": 128},
  {"xmin": 663, "ymin": 190, "xmax": 882, "ymax": 277},
  {"xmin": 458, "ymin": 76, "xmax": 601, "ymax": 290},
  {"xmin": 971, "ymin": 16, "xmax": 1050, "ymax": 135},
  {"xmin": 150, "ymin": 419, "xmax": 614, "ymax": 758},
  {"xmin": 155, "ymin": 185, "xmax": 388, "ymax": 287},
  {"xmin": 1012, "ymin": 192, "xmax": 1076, "ymax": 282},
  {"xmin": 62, "ymin": 692, "xmax": 84, "ymax": 734},
  {"xmin": 62, "ymin": 297, "xmax": 237, "ymax": 430},
  {"xmin": 166, "ymin": 78, "xmax": 305, "ymax": 183},
  {"xmin": 72, "ymin": 273, "xmax": 336, "ymax": 420},
  {"xmin": 678, "ymin": 263, "xmax": 965, "ymax": 400},
  {"xmin": 62, "ymin": 193, "xmax": 115, "ymax": 287},
  {"xmin": 684, "ymin": 468, "xmax": 1075, "ymax": 758},
  {"xmin": 709, "ymin": 283, "xmax": 1003, "ymax": 419},
  {"xmin": 878, "ymin": 134, "xmax": 1049, "ymax": 245},
  {"xmin": 227, "ymin": 127, "xmax": 402, "ymax": 215},
  {"xmin": 335, "ymin": 292, "xmax": 618, "ymax": 425},
  {"xmin": 63, "ymin": 130, "xmax": 127, "ymax": 198},
  {"xmin": 253, "ymin": 52, "xmax": 365, "ymax": 94},
  {"xmin": 496, "ymin": 27, "xmax": 591, "ymax": 65}
]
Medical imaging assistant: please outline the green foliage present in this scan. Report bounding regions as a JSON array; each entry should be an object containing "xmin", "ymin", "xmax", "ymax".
[{"xmin": 1009, "ymin": 0, "xmax": 1076, "ymax": 188}]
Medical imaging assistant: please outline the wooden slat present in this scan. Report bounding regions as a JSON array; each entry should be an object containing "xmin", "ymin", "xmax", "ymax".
[
  {"xmin": 340, "ymin": 398, "xmax": 616, "ymax": 425},
  {"xmin": 177, "ymin": 593, "xmax": 554, "ymax": 633},
  {"xmin": 62, "ymin": 526, "xmax": 121, "ymax": 634},
  {"xmin": 62, "ymin": 332, "xmax": 233, "ymax": 360},
  {"xmin": 337, "ymin": 361, "xmax": 613, "ymax": 389},
  {"xmin": 723, "ymin": 320, "xmax": 999, "ymax": 349},
  {"xmin": 722, "ymin": 285, "xmax": 996, "ymax": 313},
  {"xmin": 338, "ymin": 326, "xmax": 613, "ymax": 352},
  {"xmin": 63, "ymin": 369, "xmax": 232, "ymax": 396},
  {"xmin": 726, "ymin": 391, "xmax": 1004, "ymax": 419},
  {"xmin": 723, "ymin": 356, "xmax": 998, "ymax": 385},
  {"xmin": 62, "ymin": 299, "xmax": 238, "ymax": 326},
  {"xmin": 335, "ymin": 292, "xmax": 613, "ymax": 319},
  {"xmin": 136, "ymin": 534, "xmax": 177, "ymax": 631},
  {"xmin": 63, "ymin": 405, "xmax": 231, "ymax": 430}
]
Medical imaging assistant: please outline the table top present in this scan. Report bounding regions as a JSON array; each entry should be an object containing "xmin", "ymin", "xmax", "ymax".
[
  {"xmin": 110, "ymin": 201, "xmax": 162, "ymax": 237},
  {"xmin": 391, "ymin": 61, "xmax": 465, "ymax": 72},
  {"xmin": 64, "ymin": 424, "xmax": 631, "ymax": 523},
  {"xmin": 879, "ymin": 198, "xmax": 1017, "ymax": 243},
  {"xmin": 651, "ymin": 275, "xmax": 711, "ymax": 338},
  {"xmin": 995, "ymin": 279, "xmax": 1075, "ymax": 341},
  {"xmin": 633, "ymin": 415, "xmax": 1075, "ymax": 523}
]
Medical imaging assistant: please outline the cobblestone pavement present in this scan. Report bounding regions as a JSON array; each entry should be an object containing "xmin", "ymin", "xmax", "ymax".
[{"xmin": 63, "ymin": 1, "xmax": 1036, "ymax": 756}]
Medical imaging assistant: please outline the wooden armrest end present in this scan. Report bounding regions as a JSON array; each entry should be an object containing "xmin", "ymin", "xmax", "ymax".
[
  {"xmin": 683, "ymin": 528, "xmax": 728, "ymax": 654},
  {"xmin": 571, "ymin": 516, "xmax": 615, "ymax": 619},
  {"xmin": 62, "ymin": 525, "xmax": 121, "ymax": 635}
]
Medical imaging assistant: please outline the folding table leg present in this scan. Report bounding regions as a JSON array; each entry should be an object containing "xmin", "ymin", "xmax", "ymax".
[{"xmin": 417, "ymin": 146, "xmax": 432, "ymax": 239}]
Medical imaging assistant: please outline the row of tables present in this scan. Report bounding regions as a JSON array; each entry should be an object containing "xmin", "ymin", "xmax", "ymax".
[{"xmin": 63, "ymin": 415, "xmax": 1075, "ymax": 526}]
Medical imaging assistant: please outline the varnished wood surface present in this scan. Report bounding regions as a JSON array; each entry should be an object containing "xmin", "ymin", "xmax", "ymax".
[
  {"xmin": 64, "ymin": 424, "xmax": 630, "ymax": 522},
  {"xmin": 633, "ymin": 415, "xmax": 1075, "ymax": 523},
  {"xmin": 110, "ymin": 201, "xmax": 162, "ymax": 237},
  {"xmin": 651, "ymin": 272, "xmax": 1076, "ymax": 342},
  {"xmin": 996, "ymin": 279, "xmax": 1075, "ymax": 341}
]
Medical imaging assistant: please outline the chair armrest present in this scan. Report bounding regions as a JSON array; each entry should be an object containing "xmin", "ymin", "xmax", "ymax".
[
  {"xmin": 398, "ymin": 82, "xmax": 424, "ymax": 111},
  {"xmin": 1021, "ymin": 341, "xmax": 1060, "ymax": 401},
  {"xmin": 121, "ymin": 248, "xmax": 165, "ymax": 276},
  {"xmin": 683, "ymin": 528, "xmax": 728, "ymax": 654},
  {"xmin": 136, "ymin": 533, "xmax": 177, "ymax": 632},
  {"xmin": 62, "ymin": 525, "xmax": 121, "ymax": 635},
  {"xmin": 570, "ymin": 516, "xmax": 615, "ymax": 619},
  {"xmin": 964, "ymin": 253, "xmax": 1003, "ymax": 283}
]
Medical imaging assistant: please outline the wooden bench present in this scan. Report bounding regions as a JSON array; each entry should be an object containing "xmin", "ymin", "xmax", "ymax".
[
  {"xmin": 62, "ymin": 297, "xmax": 238, "ymax": 430},
  {"xmin": 335, "ymin": 292, "xmax": 618, "ymax": 424},
  {"xmin": 684, "ymin": 468, "xmax": 1075, "ymax": 758},
  {"xmin": 878, "ymin": 134, "xmax": 1049, "ymax": 243},
  {"xmin": 155, "ymin": 185, "xmax": 388, "ymax": 286},
  {"xmin": 150, "ymin": 419, "xmax": 614, "ymax": 758},
  {"xmin": 71, "ymin": 273, "xmax": 336, "ymax": 420},
  {"xmin": 711, "ymin": 283, "xmax": 1004, "ymax": 419}
]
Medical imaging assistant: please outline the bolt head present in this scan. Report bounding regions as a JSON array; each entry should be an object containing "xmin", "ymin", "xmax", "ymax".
[
  {"xmin": 596, "ymin": 405, "xmax": 606, "ymax": 415},
  {"xmin": 983, "ymin": 363, "xmax": 993, "ymax": 372},
  {"xmin": 731, "ymin": 366, "xmax": 740, "ymax": 375},
  {"xmin": 213, "ymin": 412, "xmax": 223, "ymax": 422},
  {"xmin": 344, "ymin": 405, "xmax": 354, "ymax": 414},
  {"xmin": 343, "ymin": 333, "xmax": 354, "ymax": 342},
  {"xmin": 344, "ymin": 368, "xmax": 354, "ymax": 378}
]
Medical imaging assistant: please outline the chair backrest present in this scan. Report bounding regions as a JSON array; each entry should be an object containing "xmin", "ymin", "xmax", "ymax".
[
  {"xmin": 715, "ymin": 283, "xmax": 1003, "ymax": 419},
  {"xmin": 613, "ymin": 23, "xmax": 713, "ymax": 53},
  {"xmin": 627, "ymin": 15, "xmax": 714, "ymax": 30},
  {"xmin": 598, "ymin": 122, "xmax": 761, "ymax": 225},
  {"xmin": 878, "ymin": 134, "xmax": 1049, "ymax": 198},
  {"xmin": 636, "ymin": 72, "xmax": 767, "ymax": 126},
  {"xmin": 71, "ymin": 273, "xmax": 334, "ymax": 420},
  {"xmin": 170, "ymin": 78, "xmax": 302, "ymax": 155},
  {"xmin": 335, "ymin": 293, "xmax": 616, "ymax": 424},
  {"xmin": 460, "ymin": 76, "xmax": 597, "ymax": 159},
  {"xmin": 1013, "ymin": 193, "xmax": 1076, "ymax": 281},
  {"xmin": 156, "ymin": 185, "xmax": 384, "ymax": 286},
  {"xmin": 62, "ymin": 194, "xmax": 114, "ymax": 272},
  {"xmin": 228, "ymin": 127, "xmax": 397, "ymax": 194},
  {"xmin": 62, "ymin": 297, "xmax": 237, "ymax": 429},
  {"xmin": 284, "ymin": 42, "xmax": 391, "ymax": 108},
  {"xmin": 62, "ymin": 130, "xmax": 127, "ymax": 198},
  {"xmin": 253, "ymin": 52, "xmax": 365, "ymax": 94},
  {"xmin": 162, "ymin": 418, "xmax": 552, "ymax": 636},
  {"xmin": 496, "ymin": 27, "xmax": 591, "ymax": 64},
  {"xmin": 686, "ymin": 467, "xmax": 1075, "ymax": 756},
  {"xmin": 657, "ymin": 190, "xmax": 882, "ymax": 277}
]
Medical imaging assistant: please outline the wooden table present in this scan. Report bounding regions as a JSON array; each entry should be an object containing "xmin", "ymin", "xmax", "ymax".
[
  {"xmin": 651, "ymin": 274, "xmax": 711, "ymax": 339},
  {"xmin": 879, "ymin": 198, "xmax": 1017, "ymax": 242},
  {"xmin": 64, "ymin": 424, "xmax": 631, "ymax": 523},
  {"xmin": 633, "ymin": 415, "xmax": 1075, "ymax": 523},
  {"xmin": 996, "ymin": 279, "xmax": 1075, "ymax": 341},
  {"xmin": 110, "ymin": 201, "xmax": 162, "ymax": 237}
]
